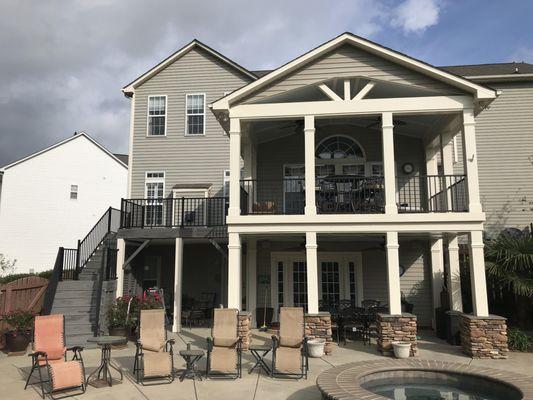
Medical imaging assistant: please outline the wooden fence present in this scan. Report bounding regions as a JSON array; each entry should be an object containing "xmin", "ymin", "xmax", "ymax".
[{"xmin": 0, "ymin": 276, "xmax": 49, "ymax": 349}]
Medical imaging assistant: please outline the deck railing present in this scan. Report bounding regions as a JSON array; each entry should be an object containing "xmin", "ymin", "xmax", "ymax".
[
  {"xmin": 120, "ymin": 197, "xmax": 228, "ymax": 228},
  {"xmin": 240, "ymin": 178, "xmax": 305, "ymax": 215}
]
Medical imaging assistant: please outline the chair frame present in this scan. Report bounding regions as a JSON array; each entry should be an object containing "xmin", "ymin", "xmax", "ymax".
[
  {"xmin": 133, "ymin": 338, "xmax": 175, "ymax": 385},
  {"xmin": 24, "ymin": 315, "xmax": 86, "ymax": 399},
  {"xmin": 271, "ymin": 335, "xmax": 309, "ymax": 379}
]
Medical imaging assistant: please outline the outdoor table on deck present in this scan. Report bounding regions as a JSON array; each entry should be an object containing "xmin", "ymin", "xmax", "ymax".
[
  {"xmin": 179, "ymin": 348, "xmax": 204, "ymax": 381},
  {"xmin": 249, "ymin": 344, "xmax": 272, "ymax": 375},
  {"xmin": 86, "ymin": 336, "xmax": 127, "ymax": 387}
]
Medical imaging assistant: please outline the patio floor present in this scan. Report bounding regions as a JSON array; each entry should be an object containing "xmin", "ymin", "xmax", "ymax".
[{"xmin": 2, "ymin": 328, "xmax": 532, "ymax": 400}]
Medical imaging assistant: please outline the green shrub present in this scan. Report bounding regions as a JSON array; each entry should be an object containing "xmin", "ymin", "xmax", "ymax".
[
  {"xmin": 508, "ymin": 328, "xmax": 532, "ymax": 352},
  {"xmin": 0, "ymin": 270, "xmax": 53, "ymax": 284}
]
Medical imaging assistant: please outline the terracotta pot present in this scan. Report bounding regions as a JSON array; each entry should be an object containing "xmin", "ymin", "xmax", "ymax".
[
  {"xmin": 5, "ymin": 332, "xmax": 30, "ymax": 353},
  {"xmin": 108, "ymin": 326, "xmax": 127, "ymax": 337}
]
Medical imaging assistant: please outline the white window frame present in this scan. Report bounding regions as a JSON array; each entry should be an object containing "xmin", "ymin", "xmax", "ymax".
[
  {"xmin": 146, "ymin": 95, "xmax": 167, "ymax": 137},
  {"xmin": 223, "ymin": 169, "xmax": 231, "ymax": 198},
  {"xmin": 144, "ymin": 171, "xmax": 166, "ymax": 198},
  {"xmin": 70, "ymin": 184, "xmax": 78, "ymax": 200},
  {"xmin": 185, "ymin": 93, "xmax": 206, "ymax": 136}
]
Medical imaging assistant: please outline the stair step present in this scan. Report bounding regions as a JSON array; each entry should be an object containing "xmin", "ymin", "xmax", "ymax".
[
  {"xmin": 52, "ymin": 305, "xmax": 95, "ymax": 314},
  {"xmin": 53, "ymin": 290, "xmax": 95, "ymax": 300},
  {"xmin": 57, "ymin": 281, "xmax": 95, "ymax": 290}
]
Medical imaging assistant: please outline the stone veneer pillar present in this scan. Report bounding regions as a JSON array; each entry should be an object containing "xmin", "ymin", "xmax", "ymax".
[
  {"xmin": 376, "ymin": 313, "xmax": 418, "ymax": 357},
  {"xmin": 459, "ymin": 314, "xmax": 508, "ymax": 359},
  {"xmin": 305, "ymin": 312, "xmax": 334, "ymax": 355},
  {"xmin": 238, "ymin": 311, "xmax": 252, "ymax": 351}
]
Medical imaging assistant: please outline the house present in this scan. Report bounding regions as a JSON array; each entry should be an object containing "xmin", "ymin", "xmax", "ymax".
[
  {"xmin": 0, "ymin": 132, "xmax": 128, "ymax": 272},
  {"xmin": 115, "ymin": 33, "xmax": 531, "ymax": 357}
]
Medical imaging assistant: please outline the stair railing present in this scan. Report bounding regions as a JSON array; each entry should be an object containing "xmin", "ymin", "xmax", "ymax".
[{"xmin": 42, "ymin": 247, "xmax": 65, "ymax": 315}]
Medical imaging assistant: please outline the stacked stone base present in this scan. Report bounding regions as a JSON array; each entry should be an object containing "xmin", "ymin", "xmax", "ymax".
[
  {"xmin": 377, "ymin": 313, "xmax": 418, "ymax": 357},
  {"xmin": 305, "ymin": 312, "xmax": 334, "ymax": 355},
  {"xmin": 460, "ymin": 314, "xmax": 508, "ymax": 359},
  {"xmin": 238, "ymin": 312, "xmax": 252, "ymax": 351}
]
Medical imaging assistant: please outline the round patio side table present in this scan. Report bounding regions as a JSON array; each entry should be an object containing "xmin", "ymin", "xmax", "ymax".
[{"xmin": 86, "ymin": 335, "xmax": 128, "ymax": 387}]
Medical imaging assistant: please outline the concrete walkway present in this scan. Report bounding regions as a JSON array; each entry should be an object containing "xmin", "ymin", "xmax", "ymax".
[{"xmin": 1, "ymin": 329, "xmax": 532, "ymax": 400}]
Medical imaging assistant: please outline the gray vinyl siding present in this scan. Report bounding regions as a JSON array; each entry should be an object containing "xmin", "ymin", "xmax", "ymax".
[
  {"xmin": 454, "ymin": 81, "xmax": 533, "ymax": 234},
  {"xmin": 130, "ymin": 47, "xmax": 252, "ymax": 198},
  {"xmin": 241, "ymin": 44, "xmax": 462, "ymax": 104}
]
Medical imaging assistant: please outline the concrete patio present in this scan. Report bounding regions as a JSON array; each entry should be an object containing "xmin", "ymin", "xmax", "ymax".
[{"xmin": 2, "ymin": 329, "xmax": 532, "ymax": 400}]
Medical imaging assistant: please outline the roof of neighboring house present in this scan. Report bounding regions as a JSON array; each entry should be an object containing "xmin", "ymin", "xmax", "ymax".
[
  {"xmin": 113, "ymin": 153, "xmax": 129, "ymax": 166},
  {"xmin": 1, "ymin": 132, "xmax": 128, "ymax": 171},
  {"xmin": 172, "ymin": 183, "xmax": 212, "ymax": 190},
  {"xmin": 440, "ymin": 62, "xmax": 533, "ymax": 77}
]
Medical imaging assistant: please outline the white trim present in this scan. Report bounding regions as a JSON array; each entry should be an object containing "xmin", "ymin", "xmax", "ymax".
[
  {"xmin": 146, "ymin": 95, "xmax": 168, "ymax": 137},
  {"xmin": 185, "ymin": 93, "xmax": 206, "ymax": 136},
  {"xmin": 352, "ymin": 81, "xmax": 375, "ymax": 100},
  {"xmin": 172, "ymin": 187, "xmax": 210, "ymax": 198},
  {"xmin": 144, "ymin": 171, "xmax": 166, "ymax": 198},
  {"xmin": 127, "ymin": 95, "xmax": 136, "ymax": 197},
  {"xmin": 1, "ymin": 132, "xmax": 128, "ymax": 171},
  {"xmin": 212, "ymin": 33, "xmax": 496, "ymax": 110},
  {"xmin": 318, "ymin": 83, "xmax": 342, "ymax": 101}
]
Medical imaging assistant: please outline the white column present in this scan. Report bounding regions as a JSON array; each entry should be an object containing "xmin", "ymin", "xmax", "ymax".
[
  {"xmin": 382, "ymin": 112, "xmax": 397, "ymax": 214},
  {"xmin": 386, "ymin": 231, "xmax": 402, "ymax": 315},
  {"xmin": 446, "ymin": 234, "xmax": 463, "ymax": 312},
  {"xmin": 228, "ymin": 118, "xmax": 241, "ymax": 217},
  {"xmin": 430, "ymin": 238, "xmax": 444, "ymax": 328},
  {"xmin": 115, "ymin": 238, "xmax": 125, "ymax": 298},
  {"xmin": 441, "ymin": 131, "xmax": 455, "ymax": 210},
  {"xmin": 227, "ymin": 232, "xmax": 242, "ymax": 309},
  {"xmin": 246, "ymin": 238, "xmax": 257, "ymax": 327},
  {"xmin": 172, "ymin": 238, "xmax": 183, "ymax": 332},
  {"xmin": 468, "ymin": 230, "xmax": 489, "ymax": 317},
  {"xmin": 461, "ymin": 109, "xmax": 482, "ymax": 213},
  {"xmin": 305, "ymin": 231, "xmax": 319, "ymax": 314},
  {"xmin": 304, "ymin": 115, "xmax": 316, "ymax": 216}
]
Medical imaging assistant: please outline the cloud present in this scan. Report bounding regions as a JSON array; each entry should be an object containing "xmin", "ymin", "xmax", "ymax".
[{"xmin": 390, "ymin": 0, "xmax": 441, "ymax": 33}]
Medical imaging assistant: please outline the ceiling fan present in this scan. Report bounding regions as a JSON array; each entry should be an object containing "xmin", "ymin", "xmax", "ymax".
[{"xmin": 365, "ymin": 117, "xmax": 407, "ymax": 129}]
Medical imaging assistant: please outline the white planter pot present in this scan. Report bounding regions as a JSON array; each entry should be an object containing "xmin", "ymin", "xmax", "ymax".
[
  {"xmin": 307, "ymin": 339, "xmax": 326, "ymax": 358},
  {"xmin": 392, "ymin": 341, "xmax": 411, "ymax": 359}
]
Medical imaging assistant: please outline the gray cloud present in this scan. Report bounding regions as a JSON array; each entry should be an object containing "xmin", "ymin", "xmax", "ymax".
[{"xmin": 0, "ymin": 0, "xmax": 442, "ymax": 166}]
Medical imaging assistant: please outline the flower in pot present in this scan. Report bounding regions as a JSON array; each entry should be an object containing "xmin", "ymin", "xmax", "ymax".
[
  {"xmin": 107, "ymin": 296, "xmax": 130, "ymax": 337},
  {"xmin": 2, "ymin": 309, "xmax": 35, "ymax": 353}
]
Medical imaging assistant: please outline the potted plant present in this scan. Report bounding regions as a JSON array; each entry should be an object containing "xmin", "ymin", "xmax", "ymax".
[
  {"xmin": 2, "ymin": 310, "xmax": 34, "ymax": 352},
  {"xmin": 107, "ymin": 296, "xmax": 130, "ymax": 337}
]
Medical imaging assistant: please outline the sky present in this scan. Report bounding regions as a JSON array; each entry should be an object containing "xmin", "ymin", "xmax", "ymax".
[{"xmin": 1, "ymin": 0, "xmax": 532, "ymax": 166}]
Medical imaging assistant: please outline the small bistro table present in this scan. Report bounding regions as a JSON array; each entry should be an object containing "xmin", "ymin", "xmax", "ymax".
[
  {"xmin": 86, "ymin": 336, "xmax": 127, "ymax": 387},
  {"xmin": 178, "ymin": 348, "xmax": 204, "ymax": 381},
  {"xmin": 248, "ymin": 344, "xmax": 271, "ymax": 375}
]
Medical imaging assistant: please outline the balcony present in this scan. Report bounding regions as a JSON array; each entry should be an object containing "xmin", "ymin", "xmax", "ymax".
[{"xmin": 120, "ymin": 197, "xmax": 228, "ymax": 229}]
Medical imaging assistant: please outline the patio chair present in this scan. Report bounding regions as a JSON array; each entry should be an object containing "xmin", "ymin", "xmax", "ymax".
[
  {"xmin": 271, "ymin": 307, "xmax": 308, "ymax": 379},
  {"xmin": 361, "ymin": 299, "xmax": 380, "ymax": 310},
  {"xmin": 24, "ymin": 314, "xmax": 86, "ymax": 399},
  {"xmin": 206, "ymin": 308, "xmax": 242, "ymax": 379},
  {"xmin": 133, "ymin": 309, "xmax": 175, "ymax": 385},
  {"xmin": 341, "ymin": 307, "xmax": 366, "ymax": 345}
]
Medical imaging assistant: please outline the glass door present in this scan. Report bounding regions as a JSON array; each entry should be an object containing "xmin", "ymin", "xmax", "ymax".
[
  {"xmin": 320, "ymin": 261, "xmax": 340, "ymax": 304},
  {"xmin": 292, "ymin": 261, "xmax": 308, "ymax": 311}
]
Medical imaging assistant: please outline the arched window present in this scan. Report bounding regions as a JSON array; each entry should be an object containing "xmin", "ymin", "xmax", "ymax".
[{"xmin": 315, "ymin": 135, "xmax": 365, "ymax": 160}]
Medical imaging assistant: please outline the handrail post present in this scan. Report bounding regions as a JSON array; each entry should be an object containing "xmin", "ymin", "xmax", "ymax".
[
  {"xmin": 180, "ymin": 197, "xmax": 185, "ymax": 228},
  {"xmin": 58, "ymin": 247, "xmax": 65, "ymax": 282},
  {"xmin": 107, "ymin": 206, "xmax": 112, "ymax": 233},
  {"xmin": 74, "ymin": 240, "xmax": 81, "ymax": 280},
  {"xmin": 141, "ymin": 204, "xmax": 145, "ymax": 229}
]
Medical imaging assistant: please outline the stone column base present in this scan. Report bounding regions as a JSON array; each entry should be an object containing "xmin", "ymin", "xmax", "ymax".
[
  {"xmin": 238, "ymin": 312, "xmax": 252, "ymax": 351},
  {"xmin": 460, "ymin": 314, "xmax": 508, "ymax": 359},
  {"xmin": 305, "ymin": 312, "xmax": 334, "ymax": 355},
  {"xmin": 377, "ymin": 313, "xmax": 418, "ymax": 357}
]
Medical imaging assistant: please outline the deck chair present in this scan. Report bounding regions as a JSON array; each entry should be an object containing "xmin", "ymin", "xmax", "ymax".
[
  {"xmin": 271, "ymin": 307, "xmax": 308, "ymax": 379},
  {"xmin": 133, "ymin": 309, "xmax": 175, "ymax": 385},
  {"xmin": 24, "ymin": 314, "xmax": 86, "ymax": 399},
  {"xmin": 206, "ymin": 308, "xmax": 242, "ymax": 379}
]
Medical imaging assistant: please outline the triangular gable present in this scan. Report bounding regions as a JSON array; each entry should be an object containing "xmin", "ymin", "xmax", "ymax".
[{"xmin": 212, "ymin": 33, "xmax": 496, "ymax": 110}]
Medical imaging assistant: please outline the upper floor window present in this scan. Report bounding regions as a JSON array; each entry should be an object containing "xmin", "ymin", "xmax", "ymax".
[
  {"xmin": 186, "ymin": 94, "xmax": 205, "ymax": 135},
  {"xmin": 147, "ymin": 95, "xmax": 166, "ymax": 136},
  {"xmin": 145, "ymin": 172, "xmax": 165, "ymax": 199},
  {"xmin": 315, "ymin": 135, "xmax": 365, "ymax": 161},
  {"xmin": 70, "ymin": 185, "xmax": 78, "ymax": 200}
]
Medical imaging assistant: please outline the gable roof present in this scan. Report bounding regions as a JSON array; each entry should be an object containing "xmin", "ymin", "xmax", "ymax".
[
  {"xmin": 212, "ymin": 32, "xmax": 496, "ymax": 110},
  {"xmin": 122, "ymin": 39, "xmax": 257, "ymax": 96},
  {"xmin": 1, "ymin": 132, "xmax": 128, "ymax": 171},
  {"xmin": 440, "ymin": 62, "xmax": 533, "ymax": 82}
]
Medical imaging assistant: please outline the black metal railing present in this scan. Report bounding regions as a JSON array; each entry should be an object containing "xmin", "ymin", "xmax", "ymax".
[
  {"xmin": 397, "ymin": 175, "xmax": 468, "ymax": 213},
  {"xmin": 105, "ymin": 248, "xmax": 118, "ymax": 280},
  {"xmin": 42, "ymin": 247, "xmax": 65, "ymax": 315},
  {"xmin": 240, "ymin": 178, "xmax": 305, "ymax": 215},
  {"xmin": 316, "ymin": 175, "xmax": 385, "ymax": 214},
  {"xmin": 120, "ymin": 197, "xmax": 228, "ymax": 228}
]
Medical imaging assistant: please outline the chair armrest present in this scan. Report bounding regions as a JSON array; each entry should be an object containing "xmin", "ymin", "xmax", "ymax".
[
  {"xmin": 271, "ymin": 335, "xmax": 280, "ymax": 349},
  {"xmin": 206, "ymin": 337, "xmax": 213, "ymax": 352},
  {"xmin": 67, "ymin": 346, "xmax": 84, "ymax": 353},
  {"xmin": 28, "ymin": 351, "xmax": 47, "ymax": 358}
]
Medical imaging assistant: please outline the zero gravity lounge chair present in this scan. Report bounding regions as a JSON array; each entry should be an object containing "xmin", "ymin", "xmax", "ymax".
[
  {"xmin": 133, "ymin": 309, "xmax": 175, "ymax": 385},
  {"xmin": 24, "ymin": 314, "xmax": 86, "ymax": 399},
  {"xmin": 206, "ymin": 308, "xmax": 242, "ymax": 379},
  {"xmin": 271, "ymin": 307, "xmax": 308, "ymax": 379}
]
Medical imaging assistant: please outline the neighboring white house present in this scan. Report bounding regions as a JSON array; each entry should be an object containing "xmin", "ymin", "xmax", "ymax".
[{"xmin": 0, "ymin": 132, "xmax": 128, "ymax": 272}]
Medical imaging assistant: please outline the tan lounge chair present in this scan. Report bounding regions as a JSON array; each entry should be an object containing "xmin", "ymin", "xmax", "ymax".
[
  {"xmin": 271, "ymin": 307, "xmax": 308, "ymax": 379},
  {"xmin": 206, "ymin": 308, "xmax": 242, "ymax": 379},
  {"xmin": 24, "ymin": 314, "xmax": 86, "ymax": 398},
  {"xmin": 133, "ymin": 309, "xmax": 175, "ymax": 384}
]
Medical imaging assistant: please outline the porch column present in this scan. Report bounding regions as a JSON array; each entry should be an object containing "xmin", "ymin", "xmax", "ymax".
[
  {"xmin": 172, "ymin": 238, "xmax": 183, "ymax": 332},
  {"xmin": 246, "ymin": 238, "xmax": 257, "ymax": 327},
  {"xmin": 304, "ymin": 115, "xmax": 316, "ymax": 216},
  {"xmin": 115, "ymin": 238, "xmax": 125, "ymax": 298},
  {"xmin": 386, "ymin": 231, "xmax": 402, "ymax": 315},
  {"xmin": 381, "ymin": 112, "xmax": 397, "ymax": 214},
  {"xmin": 228, "ymin": 118, "xmax": 241, "ymax": 217},
  {"xmin": 468, "ymin": 230, "xmax": 489, "ymax": 317},
  {"xmin": 430, "ymin": 238, "xmax": 444, "ymax": 328},
  {"xmin": 446, "ymin": 234, "xmax": 463, "ymax": 312},
  {"xmin": 306, "ymin": 231, "xmax": 319, "ymax": 314},
  {"xmin": 227, "ymin": 232, "xmax": 242, "ymax": 309},
  {"xmin": 461, "ymin": 109, "xmax": 482, "ymax": 213},
  {"xmin": 441, "ymin": 130, "xmax": 455, "ymax": 209}
]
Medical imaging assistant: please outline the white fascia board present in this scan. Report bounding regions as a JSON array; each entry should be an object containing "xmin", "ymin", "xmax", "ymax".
[{"xmin": 213, "ymin": 33, "xmax": 496, "ymax": 110}]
